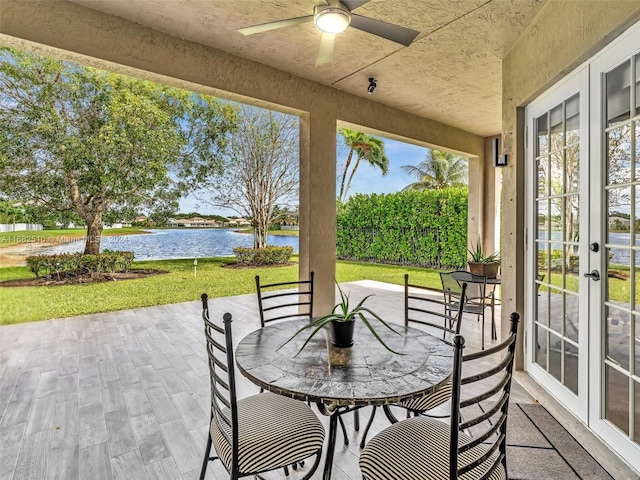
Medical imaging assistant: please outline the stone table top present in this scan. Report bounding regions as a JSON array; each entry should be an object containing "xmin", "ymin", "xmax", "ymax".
[{"xmin": 235, "ymin": 319, "xmax": 454, "ymax": 407}]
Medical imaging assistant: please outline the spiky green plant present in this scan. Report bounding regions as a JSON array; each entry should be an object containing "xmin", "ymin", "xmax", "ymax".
[
  {"xmin": 280, "ymin": 281, "xmax": 404, "ymax": 356},
  {"xmin": 468, "ymin": 236, "xmax": 501, "ymax": 263}
]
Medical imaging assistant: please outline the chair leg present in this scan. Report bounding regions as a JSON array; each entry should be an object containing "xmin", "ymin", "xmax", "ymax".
[
  {"xmin": 383, "ymin": 405, "xmax": 400, "ymax": 424},
  {"xmin": 300, "ymin": 448, "xmax": 323, "ymax": 480},
  {"xmin": 491, "ymin": 305, "xmax": 498, "ymax": 340},
  {"xmin": 337, "ymin": 413, "xmax": 349, "ymax": 445},
  {"xmin": 199, "ymin": 433, "xmax": 212, "ymax": 480},
  {"xmin": 360, "ymin": 406, "xmax": 377, "ymax": 449},
  {"xmin": 354, "ymin": 409, "xmax": 360, "ymax": 431}
]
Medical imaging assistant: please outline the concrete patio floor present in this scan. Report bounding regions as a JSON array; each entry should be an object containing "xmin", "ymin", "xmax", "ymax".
[{"xmin": 0, "ymin": 280, "xmax": 619, "ymax": 479}]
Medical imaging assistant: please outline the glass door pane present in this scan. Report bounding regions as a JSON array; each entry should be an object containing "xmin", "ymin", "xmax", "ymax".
[
  {"xmin": 603, "ymin": 55, "xmax": 639, "ymax": 440},
  {"xmin": 533, "ymin": 93, "xmax": 581, "ymax": 395}
]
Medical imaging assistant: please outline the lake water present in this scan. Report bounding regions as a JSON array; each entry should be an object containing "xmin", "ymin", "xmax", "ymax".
[
  {"xmin": 39, "ymin": 228, "xmax": 299, "ymax": 261},
  {"xmin": 539, "ymin": 230, "xmax": 639, "ymax": 266}
]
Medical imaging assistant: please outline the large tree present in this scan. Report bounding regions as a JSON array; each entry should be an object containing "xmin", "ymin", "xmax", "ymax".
[
  {"xmin": 197, "ymin": 105, "xmax": 299, "ymax": 249},
  {"xmin": 401, "ymin": 149, "xmax": 468, "ymax": 191},
  {"xmin": 337, "ymin": 128, "xmax": 389, "ymax": 201},
  {"xmin": 0, "ymin": 48, "xmax": 236, "ymax": 254}
]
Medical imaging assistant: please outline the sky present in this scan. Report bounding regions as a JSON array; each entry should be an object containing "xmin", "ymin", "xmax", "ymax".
[{"xmin": 178, "ymin": 137, "xmax": 430, "ymax": 216}]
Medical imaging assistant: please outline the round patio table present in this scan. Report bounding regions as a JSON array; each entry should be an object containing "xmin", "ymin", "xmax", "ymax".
[{"xmin": 235, "ymin": 319, "xmax": 454, "ymax": 480}]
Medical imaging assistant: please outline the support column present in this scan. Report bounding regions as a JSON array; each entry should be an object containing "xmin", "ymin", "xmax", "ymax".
[
  {"xmin": 469, "ymin": 138, "xmax": 500, "ymax": 256},
  {"xmin": 467, "ymin": 153, "xmax": 484, "ymax": 254},
  {"xmin": 501, "ymin": 108, "xmax": 526, "ymax": 369},
  {"xmin": 483, "ymin": 136, "xmax": 500, "ymax": 254},
  {"xmin": 299, "ymin": 111, "xmax": 337, "ymax": 315}
]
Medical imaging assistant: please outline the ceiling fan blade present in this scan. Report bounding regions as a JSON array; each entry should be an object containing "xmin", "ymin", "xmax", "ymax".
[
  {"xmin": 238, "ymin": 15, "xmax": 313, "ymax": 36},
  {"xmin": 350, "ymin": 14, "xmax": 419, "ymax": 46},
  {"xmin": 341, "ymin": 0, "xmax": 371, "ymax": 10},
  {"xmin": 315, "ymin": 32, "xmax": 335, "ymax": 67}
]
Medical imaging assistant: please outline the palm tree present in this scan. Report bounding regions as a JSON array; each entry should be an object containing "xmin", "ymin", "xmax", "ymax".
[
  {"xmin": 337, "ymin": 128, "xmax": 389, "ymax": 201},
  {"xmin": 401, "ymin": 149, "xmax": 468, "ymax": 190}
]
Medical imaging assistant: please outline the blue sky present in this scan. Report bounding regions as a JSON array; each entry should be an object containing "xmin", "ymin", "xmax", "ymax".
[
  {"xmin": 178, "ymin": 137, "xmax": 429, "ymax": 215},
  {"xmin": 341, "ymin": 138, "xmax": 428, "ymax": 196}
]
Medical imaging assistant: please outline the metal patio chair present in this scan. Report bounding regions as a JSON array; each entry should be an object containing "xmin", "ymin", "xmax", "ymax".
[
  {"xmin": 255, "ymin": 272, "xmax": 358, "ymax": 445},
  {"xmin": 441, "ymin": 270, "xmax": 495, "ymax": 350},
  {"xmin": 359, "ymin": 274, "xmax": 468, "ymax": 448},
  {"xmin": 199, "ymin": 294, "xmax": 325, "ymax": 480},
  {"xmin": 255, "ymin": 272, "xmax": 314, "ymax": 326},
  {"xmin": 360, "ymin": 312, "xmax": 520, "ymax": 480}
]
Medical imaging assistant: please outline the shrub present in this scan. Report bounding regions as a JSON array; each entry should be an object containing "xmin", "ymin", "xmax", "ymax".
[
  {"xmin": 233, "ymin": 246, "xmax": 293, "ymax": 266},
  {"xmin": 26, "ymin": 251, "xmax": 135, "ymax": 278},
  {"xmin": 336, "ymin": 189, "xmax": 468, "ymax": 268}
]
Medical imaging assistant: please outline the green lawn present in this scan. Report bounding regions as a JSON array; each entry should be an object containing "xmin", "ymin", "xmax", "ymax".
[
  {"xmin": 0, "ymin": 258, "xmax": 441, "ymax": 325},
  {"xmin": 540, "ymin": 269, "xmax": 635, "ymax": 304},
  {"xmin": 3, "ymin": 254, "xmax": 636, "ymax": 326}
]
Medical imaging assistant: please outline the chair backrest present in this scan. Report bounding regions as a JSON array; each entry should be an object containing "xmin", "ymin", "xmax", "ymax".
[
  {"xmin": 404, "ymin": 273, "xmax": 468, "ymax": 343},
  {"xmin": 255, "ymin": 272, "xmax": 314, "ymax": 327},
  {"xmin": 449, "ymin": 312, "xmax": 520, "ymax": 479},
  {"xmin": 201, "ymin": 294, "xmax": 240, "ymax": 477},
  {"xmin": 449, "ymin": 270, "xmax": 487, "ymax": 302}
]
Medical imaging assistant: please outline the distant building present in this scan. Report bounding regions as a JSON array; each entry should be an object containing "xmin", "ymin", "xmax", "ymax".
[
  {"xmin": 104, "ymin": 223, "xmax": 131, "ymax": 229},
  {"xmin": 608, "ymin": 215, "xmax": 630, "ymax": 227},
  {"xmin": 224, "ymin": 218, "xmax": 251, "ymax": 227},
  {"xmin": 0, "ymin": 223, "xmax": 43, "ymax": 233},
  {"xmin": 168, "ymin": 217, "xmax": 222, "ymax": 227},
  {"xmin": 279, "ymin": 216, "xmax": 299, "ymax": 231}
]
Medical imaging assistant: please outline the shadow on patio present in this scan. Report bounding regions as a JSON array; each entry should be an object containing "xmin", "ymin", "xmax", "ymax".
[{"xmin": 0, "ymin": 281, "xmax": 612, "ymax": 479}]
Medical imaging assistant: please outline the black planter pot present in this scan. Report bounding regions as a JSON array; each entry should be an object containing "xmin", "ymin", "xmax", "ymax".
[{"xmin": 330, "ymin": 320, "xmax": 355, "ymax": 348}]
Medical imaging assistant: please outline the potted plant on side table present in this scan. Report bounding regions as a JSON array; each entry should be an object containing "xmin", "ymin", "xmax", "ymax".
[
  {"xmin": 467, "ymin": 236, "xmax": 501, "ymax": 279},
  {"xmin": 280, "ymin": 282, "xmax": 405, "ymax": 356}
]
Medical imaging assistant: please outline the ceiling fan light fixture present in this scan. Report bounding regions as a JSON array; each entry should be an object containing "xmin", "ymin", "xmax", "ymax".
[{"xmin": 314, "ymin": 6, "xmax": 351, "ymax": 34}]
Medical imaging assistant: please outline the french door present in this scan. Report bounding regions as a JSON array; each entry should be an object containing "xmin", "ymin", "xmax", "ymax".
[
  {"xmin": 526, "ymin": 21, "xmax": 640, "ymax": 469},
  {"xmin": 525, "ymin": 67, "xmax": 589, "ymax": 420},
  {"xmin": 589, "ymin": 28, "xmax": 640, "ymax": 463}
]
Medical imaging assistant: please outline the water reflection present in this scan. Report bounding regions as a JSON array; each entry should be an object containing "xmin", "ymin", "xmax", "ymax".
[
  {"xmin": 537, "ymin": 230, "xmax": 640, "ymax": 266},
  {"xmin": 38, "ymin": 228, "xmax": 299, "ymax": 260}
]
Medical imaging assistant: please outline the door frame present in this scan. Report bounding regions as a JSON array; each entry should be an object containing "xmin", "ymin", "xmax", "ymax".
[{"xmin": 524, "ymin": 64, "xmax": 590, "ymax": 422}]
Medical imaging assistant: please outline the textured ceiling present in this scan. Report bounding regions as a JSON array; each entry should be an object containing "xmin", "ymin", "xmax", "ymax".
[{"xmin": 70, "ymin": 0, "xmax": 548, "ymax": 137}]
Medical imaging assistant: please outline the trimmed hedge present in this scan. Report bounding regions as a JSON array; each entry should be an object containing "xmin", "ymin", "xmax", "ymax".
[
  {"xmin": 337, "ymin": 189, "xmax": 468, "ymax": 268},
  {"xmin": 26, "ymin": 251, "xmax": 135, "ymax": 278},
  {"xmin": 233, "ymin": 246, "xmax": 293, "ymax": 265}
]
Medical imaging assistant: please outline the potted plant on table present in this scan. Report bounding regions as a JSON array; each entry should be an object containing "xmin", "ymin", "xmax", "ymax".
[
  {"xmin": 280, "ymin": 282, "xmax": 404, "ymax": 356},
  {"xmin": 468, "ymin": 236, "xmax": 501, "ymax": 278}
]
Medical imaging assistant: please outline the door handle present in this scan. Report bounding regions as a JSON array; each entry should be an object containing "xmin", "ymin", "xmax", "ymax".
[{"xmin": 584, "ymin": 270, "xmax": 600, "ymax": 281}]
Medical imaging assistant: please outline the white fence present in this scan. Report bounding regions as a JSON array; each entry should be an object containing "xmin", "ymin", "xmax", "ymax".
[{"xmin": 0, "ymin": 223, "xmax": 44, "ymax": 233}]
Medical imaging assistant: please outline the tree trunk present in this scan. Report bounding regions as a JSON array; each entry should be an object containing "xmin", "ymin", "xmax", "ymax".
[
  {"xmin": 254, "ymin": 215, "xmax": 269, "ymax": 249},
  {"xmin": 339, "ymin": 148, "xmax": 355, "ymax": 201},
  {"xmin": 344, "ymin": 155, "xmax": 362, "ymax": 201},
  {"xmin": 84, "ymin": 213, "xmax": 103, "ymax": 254}
]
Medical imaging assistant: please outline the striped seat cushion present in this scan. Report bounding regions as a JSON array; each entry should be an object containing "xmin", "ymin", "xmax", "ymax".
[
  {"xmin": 211, "ymin": 392, "xmax": 325, "ymax": 475},
  {"xmin": 360, "ymin": 417, "xmax": 506, "ymax": 480},
  {"xmin": 400, "ymin": 380, "xmax": 452, "ymax": 412}
]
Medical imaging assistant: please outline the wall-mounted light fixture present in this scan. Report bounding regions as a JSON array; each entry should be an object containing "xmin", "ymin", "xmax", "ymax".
[
  {"xmin": 493, "ymin": 137, "xmax": 508, "ymax": 167},
  {"xmin": 367, "ymin": 77, "xmax": 377, "ymax": 94}
]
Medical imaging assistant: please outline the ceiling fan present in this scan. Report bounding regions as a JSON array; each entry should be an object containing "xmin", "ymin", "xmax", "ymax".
[{"xmin": 238, "ymin": 0, "xmax": 420, "ymax": 67}]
